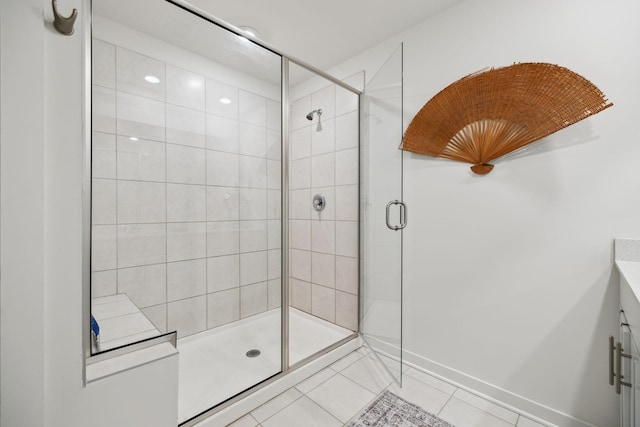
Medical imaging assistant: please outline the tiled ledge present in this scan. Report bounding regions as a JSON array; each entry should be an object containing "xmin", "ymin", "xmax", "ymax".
[{"xmin": 88, "ymin": 294, "xmax": 177, "ymax": 384}]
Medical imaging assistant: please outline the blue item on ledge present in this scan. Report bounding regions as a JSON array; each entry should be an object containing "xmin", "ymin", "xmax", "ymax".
[{"xmin": 90, "ymin": 314, "xmax": 100, "ymax": 342}]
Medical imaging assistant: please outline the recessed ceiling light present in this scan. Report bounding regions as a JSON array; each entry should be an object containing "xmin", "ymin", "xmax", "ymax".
[
  {"xmin": 129, "ymin": 137, "xmax": 139, "ymax": 141},
  {"xmin": 144, "ymin": 75, "xmax": 160, "ymax": 84},
  {"xmin": 219, "ymin": 98, "xmax": 232, "ymax": 105}
]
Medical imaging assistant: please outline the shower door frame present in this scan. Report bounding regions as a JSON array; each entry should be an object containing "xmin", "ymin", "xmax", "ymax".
[{"xmin": 81, "ymin": 0, "xmax": 363, "ymax": 424}]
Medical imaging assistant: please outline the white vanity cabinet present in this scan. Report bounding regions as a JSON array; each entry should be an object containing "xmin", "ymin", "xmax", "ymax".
[
  {"xmin": 616, "ymin": 310, "xmax": 640, "ymax": 426},
  {"xmin": 615, "ymin": 248, "xmax": 640, "ymax": 427}
]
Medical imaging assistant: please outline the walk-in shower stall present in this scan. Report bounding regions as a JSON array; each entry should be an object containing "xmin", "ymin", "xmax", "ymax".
[{"xmin": 87, "ymin": 0, "xmax": 404, "ymax": 424}]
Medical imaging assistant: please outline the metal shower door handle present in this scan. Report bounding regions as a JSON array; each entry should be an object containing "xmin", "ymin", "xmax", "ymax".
[{"xmin": 386, "ymin": 200, "xmax": 407, "ymax": 231}]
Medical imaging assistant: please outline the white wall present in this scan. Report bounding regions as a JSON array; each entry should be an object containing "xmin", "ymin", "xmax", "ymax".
[
  {"xmin": 1, "ymin": 1, "xmax": 178, "ymax": 426},
  {"xmin": 331, "ymin": 1, "xmax": 640, "ymax": 426}
]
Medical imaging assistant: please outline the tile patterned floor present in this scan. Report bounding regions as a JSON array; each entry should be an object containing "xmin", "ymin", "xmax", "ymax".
[{"xmin": 226, "ymin": 346, "xmax": 549, "ymax": 427}]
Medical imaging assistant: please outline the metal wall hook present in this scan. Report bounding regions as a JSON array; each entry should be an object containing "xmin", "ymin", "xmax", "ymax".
[{"xmin": 52, "ymin": 0, "xmax": 78, "ymax": 36}]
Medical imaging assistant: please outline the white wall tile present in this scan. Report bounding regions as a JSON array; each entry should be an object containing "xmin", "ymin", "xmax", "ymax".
[
  {"xmin": 167, "ymin": 222, "xmax": 206, "ymax": 262},
  {"xmin": 206, "ymin": 79, "xmax": 238, "ymax": 120},
  {"xmin": 290, "ymin": 158, "xmax": 311, "ymax": 190},
  {"xmin": 268, "ymin": 279, "xmax": 281, "ymax": 310},
  {"xmin": 206, "ymin": 150, "xmax": 239, "ymax": 187},
  {"xmin": 239, "ymin": 188, "xmax": 267, "ymax": 220},
  {"xmin": 240, "ymin": 282, "xmax": 268, "ymax": 318},
  {"xmin": 91, "ymin": 270, "xmax": 117, "ymax": 297},
  {"xmin": 312, "ymin": 252, "xmax": 335, "ymax": 288},
  {"xmin": 312, "ymin": 284, "xmax": 335, "ymax": 322},
  {"xmin": 267, "ymin": 220, "xmax": 281, "ymax": 250},
  {"xmin": 166, "ymin": 184, "xmax": 206, "ymax": 222},
  {"xmin": 166, "ymin": 144, "xmax": 206, "ymax": 185},
  {"xmin": 117, "ymin": 181, "xmax": 166, "ymax": 224},
  {"xmin": 207, "ymin": 255, "xmax": 239, "ymax": 293},
  {"xmin": 206, "ymin": 114, "xmax": 238, "ymax": 153},
  {"xmin": 166, "ymin": 64, "xmax": 205, "ymax": 111},
  {"xmin": 239, "ymin": 123, "xmax": 267, "ymax": 157},
  {"xmin": 335, "ymin": 221, "xmax": 358, "ymax": 257},
  {"xmin": 335, "ymin": 291, "xmax": 358, "ymax": 331},
  {"xmin": 290, "ymin": 220, "xmax": 311, "ymax": 251},
  {"xmin": 91, "ymin": 225, "xmax": 117, "ymax": 271},
  {"xmin": 116, "ymin": 136, "xmax": 165, "ymax": 182},
  {"xmin": 117, "ymin": 91, "xmax": 165, "ymax": 141},
  {"xmin": 291, "ymin": 249, "xmax": 311, "ymax": 282},
  {"xmin": 166, "ymin": 104, "xmax": 205, "ymax": 148},
  {"xmin": 311, "ymin": 153, "xmax": 335, "ymax": 188},
  {"xmin": 291, "ymin": 95, "xmax": 311, "ymax": 130},
  {"xmin": 117, "ymin": 264, "xmax": 166, "ymax": 308},
  {"xmin": 240, "ymin": 220, "xmax": 268, "ymax": 253},
  {"xmin": 168, "ymin": 295, "xmax": 206, "ymax": 338},
  {"xmin": 336, "ymin": 85, "xmax": 359, "ymax": 116},
  {"xmin": 267, "ymin": 160, "xmax": 281, "ymax": 190},
  {"xmin": 207, "ymin": 186, "xmax": 239, "ymax": 221},
  {"xmin": 239, "ymin": 90, "xmax": 266, "ymax": 127},
  {"xmin": 267, "ymin": 99, "xmax": 281, "ymax": 131},
  {"xmin": 240, "ymin": 251, "xmax": 268, "ymax": 286},
  {"xmin": 92, "ymin": 179, "xmax": 117, "ymax": 224},
  {"xmin": 268, "ymin": 249, "xmax": 281, "ymax": 280},
  {"xmin": 335, "ymin": 111, "xmax": 359, "ymax": 151},
  {"xmin": 311, "ymin": 220, "xmax": 335, "ymax": 254},
  {"xmin": 290, "ymin": 127, "xmax": 311, "ymax": 160},
  {"xmin": 266, "ymin": 130, "xmax": 281, "ymax": 161},
  {"xmin": 207, "ymin": 221, "xmax": 239, "ymax": 257},
  {"xmin": 335, "ymin": 185, "xmax": 358, "ymax": 221},
  {"xmin": 92, "ymin": 39, "xmax": 115, "ymax": 89},
  {"xmin": 92, "ymin": 132, "xmax": 116, "ymax": 179},
  {"xmin": 92, "ymin": 85, "xmax": 116, "ymax": 133},
  {"xmin": 142, "ymin": 304, "xmax": 167, "ymax": 333},
  {"xmin": 239, "ymin": 156, "xmax": 267, "ymax": 188},
  {"xmin": 336, "ymin": 256, "xmax": 358, "ymax": 294},
  {"xmin": 335, "ymin": 148, "xmax": 358, "ymax": 185},
  {"xmin": 267, "ymin": 190, "xmax": 281, "ymax": 220},
  {"xmin": 117, "ymin": 224, "xmax": 166, "ymax": 268},
  {"xmin": 290, "ymin": 279, "xmax": 311, "ymax": 313},
  {"xmin": 167, "ymin": 259, "xmax": 207, "ymax": 302},
  {"xmin": 207, "ymin": 288, "xmax": 239, "ymax": 328},
  {"xmin": 116, "ymin": 47, "xmax": 165, "ymax": 101},
  {"xmin": 311, "ymin": 85, "xmax": 336, "ymax": 120},
  {"xmin": 311, "ymin": 118, "xmax": 335, "ymax": 156},
  {"xmin": 290, "ymin": 189, "xmax": 311, "ymax": 220}
]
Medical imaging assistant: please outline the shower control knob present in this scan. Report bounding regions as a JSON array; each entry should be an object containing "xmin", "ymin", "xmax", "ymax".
[{"xmin": 313, "ymin": 194, "xmax": 326, "ymax": 212}]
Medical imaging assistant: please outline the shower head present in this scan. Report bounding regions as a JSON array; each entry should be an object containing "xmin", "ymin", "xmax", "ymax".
[{"xmin": 306, "ymin": 109, "xmax": 323, "ymax": 121}]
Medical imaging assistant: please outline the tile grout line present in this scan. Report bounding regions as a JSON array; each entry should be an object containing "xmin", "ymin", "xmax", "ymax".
[{"xmin": 436, "ymin": 386, "xmax": 457, "ymax": 417}]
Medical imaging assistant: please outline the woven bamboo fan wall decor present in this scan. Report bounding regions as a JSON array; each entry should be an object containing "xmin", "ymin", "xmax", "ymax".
[{"xmin": 402, "ymin": 62, "xmax": 613, "ymax": 174}]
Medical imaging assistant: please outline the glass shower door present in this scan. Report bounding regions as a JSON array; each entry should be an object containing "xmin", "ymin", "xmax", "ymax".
[
  {"xmin": 361, "ymin": 44, "xmax": 404, "ymax": 385},
  {"xmin": 90, "ymin": 0, "xmax": 283, "ymax": 423}
]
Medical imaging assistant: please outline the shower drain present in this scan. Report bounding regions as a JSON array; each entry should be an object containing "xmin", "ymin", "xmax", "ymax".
[{"xmin": 246, "ymin": 349, "xmax": 261, "ymax": 358}]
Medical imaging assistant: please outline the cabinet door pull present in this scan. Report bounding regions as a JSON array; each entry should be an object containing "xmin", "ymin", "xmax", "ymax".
[
  {"xmin": 616, "ymin": 341, "xmax": 632, "ymax": 394},
  {"xmin": 609, "ymin": 335, "xmax": 615, "ymax": 386}
]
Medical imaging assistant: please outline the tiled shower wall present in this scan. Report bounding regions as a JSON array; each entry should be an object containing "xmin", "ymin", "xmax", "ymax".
[
  {"xmin": 90, "ymin": 38, "xmax": 282, "ymax": 340},
  {"xmin": 289, "ymin": 79, "xmax": 360, "ymax": 331}
]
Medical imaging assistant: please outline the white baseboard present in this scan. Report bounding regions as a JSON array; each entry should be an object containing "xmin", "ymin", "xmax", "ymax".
[{"xmin": 366, "ymin": 337, "xmax": 598, "ymax": 427}]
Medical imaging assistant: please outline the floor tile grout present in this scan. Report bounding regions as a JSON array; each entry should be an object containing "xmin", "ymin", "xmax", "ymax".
[{"xmin": 231, "ymin": 346, "xmax": 550, "ymax": 427}]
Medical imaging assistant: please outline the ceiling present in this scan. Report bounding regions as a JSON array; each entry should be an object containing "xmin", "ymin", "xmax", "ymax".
[
  {"xmin": 94, "ymin": 0, "xmax": 464, "ymax": 86},
  {"xmin": 183, "ymin": 0, "xmax": 466, "ymax": 71}
]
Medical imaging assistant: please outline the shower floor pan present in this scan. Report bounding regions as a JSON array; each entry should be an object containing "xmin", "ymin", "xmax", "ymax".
[{"xmin": 177, "ymin": 307, "xmax": 352, "ymax": 424}]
